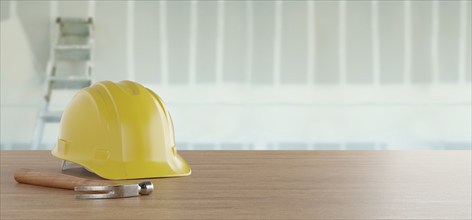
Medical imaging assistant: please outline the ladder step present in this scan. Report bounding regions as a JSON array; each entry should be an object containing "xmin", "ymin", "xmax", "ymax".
[
  {"xmin": 56, "ymin": 45, "xmax": 90, "ymax": 50},
  {"xmin": 55, "ymin": 49, "xmax": 90, "ymax": 61},
  {"xmin": 57, "ymin": 17, "xmax": 92, "ymax": 36},
  {"xmin": 55, "ymin": 60, "xmax": 88, "ymax": 77},
  {"xmin": 41, "ymin": 111, "xmax": 62, "ymax": 123},
  {"xmin": 58, "ymin": 35, "xmax": 89, "ymax": 46},
  {"xmin": 48, "ymin": 77, "xmax": 92, "ymax": 89},
  {"xmin": 57, "ymin": 17, "xmax": 92, "ymax": 24}
]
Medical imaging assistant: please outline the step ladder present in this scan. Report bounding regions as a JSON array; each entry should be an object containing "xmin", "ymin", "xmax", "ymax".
[{"xmin": 32, "ymin": 17, "xmax": 94, "ymax": 149}]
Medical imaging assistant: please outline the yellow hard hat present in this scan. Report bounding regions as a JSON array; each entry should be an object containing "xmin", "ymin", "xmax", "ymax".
[{"xmin": 51, "ymin": 80, "xmax": 191, "ymax": 179}]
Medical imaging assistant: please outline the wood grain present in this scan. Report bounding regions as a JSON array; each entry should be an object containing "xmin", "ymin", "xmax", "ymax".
[{"xmin": 1, "ymin": 150, "xmax": 471, "ymax": 219}]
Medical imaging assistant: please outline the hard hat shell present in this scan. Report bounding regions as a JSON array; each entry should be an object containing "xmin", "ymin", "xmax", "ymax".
[{"xmin": 52, "ymin": 80, "xmax": 191, "ymax": 179}]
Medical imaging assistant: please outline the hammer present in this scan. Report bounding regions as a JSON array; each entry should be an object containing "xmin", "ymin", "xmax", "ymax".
[{"xmin": 14, "ymin": 168, "xmax": 153, "ymax": 199}]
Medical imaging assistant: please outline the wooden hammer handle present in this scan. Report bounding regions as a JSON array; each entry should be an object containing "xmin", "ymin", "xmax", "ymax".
[{"xmin": 14, "ymin": 168, "xmax": 112, "ymax": 190}]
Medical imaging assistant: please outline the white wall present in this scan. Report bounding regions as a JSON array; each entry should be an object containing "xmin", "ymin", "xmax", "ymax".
[{"xmin": 1, "ymin": 0, "xmax": 471, "ymax": 150}]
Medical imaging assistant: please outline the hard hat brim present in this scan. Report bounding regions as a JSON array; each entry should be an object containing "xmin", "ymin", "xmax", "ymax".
[{"xmin": 51, "ymin": 149, "xmax": 191, "ymax": 180}]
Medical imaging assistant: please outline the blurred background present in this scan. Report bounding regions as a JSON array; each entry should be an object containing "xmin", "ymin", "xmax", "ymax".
[{"xmin": 1, "ymin": 0, "xmax": 471, "ymax": 150}]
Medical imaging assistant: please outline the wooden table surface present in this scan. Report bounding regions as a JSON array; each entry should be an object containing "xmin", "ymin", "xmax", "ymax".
[{"xmin": 1, "ymin": 150, "xmax": 471, "ymax": 219}]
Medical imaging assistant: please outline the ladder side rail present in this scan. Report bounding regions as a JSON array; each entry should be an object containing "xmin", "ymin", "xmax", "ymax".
[{"xmin": 32, "ymin": 18, "xmax": 62, "ymax": 149}]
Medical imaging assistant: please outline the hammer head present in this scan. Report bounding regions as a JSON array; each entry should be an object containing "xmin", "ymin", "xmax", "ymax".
[{"xmin": 74, "ymin": 181, "xmax": 154, "ymax": 199}]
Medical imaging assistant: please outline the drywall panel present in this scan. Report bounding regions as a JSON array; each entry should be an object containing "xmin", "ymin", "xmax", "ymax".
[
  {"xmin": 411, "ymin": 1, "xmax": 433, "ymax": 83},
  {"xmin": 346, "ymin": 1, "xmax": 372, "ymax": 84},
  {"xmin": 466, "ymin": 1, "xmax": 471, "ymax": 82},
  {"xmin": 438, "ymin": 1, "xmax": 460, "ymax": 83},
  {"xmin": 94, "ymin": 1, "xmax": 127, "ymax": 81},
  {"xmin": 378, "ymin": 1, "xmax": 404, "ymax": 84},
  {"xmin": 280, "ymin": 1, "xmax": 307, "ymax": 84},
  {"xmin": 252, "ymin": 1, "xmax": 275, "ymax": 84},
  {"xmin": 167, "ymin": 1, "xmax": 190, "ymax": 84},
  {"xmin": 314, "ymin": 1, "xmax": 339, "ymax": 84},
  {"xmin": 134, "ymin": 1, "xmax": 160, "ymax": 83},
  {"xmin": 196, "ymin": 1, "xmax": 217, "ymax": 83},
  {"xmin": 223, "ymin": 1, "xmax": 247, "ymax": 83}
]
